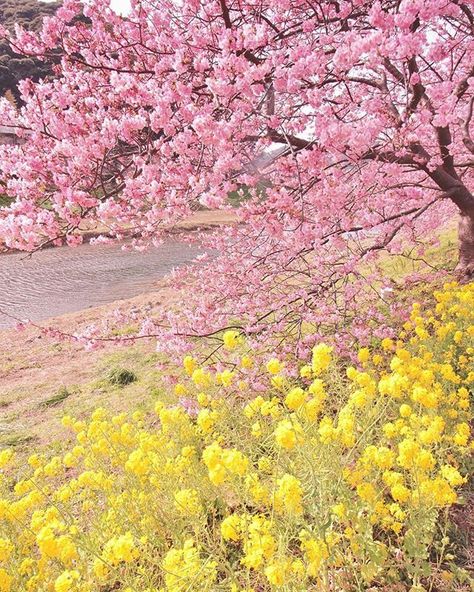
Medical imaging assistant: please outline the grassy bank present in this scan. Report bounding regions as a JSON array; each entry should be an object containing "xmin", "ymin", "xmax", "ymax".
[
  {"xmin": 0, "ymin": 295, "xmax": 165, "ymax": 452},
  {"xmin": 0, "ymin": 227, "xmax": 460, "ymax": 454},
  {"xmin": 0, "ymin": 208, "xmax": 240, "ymax": 450}
]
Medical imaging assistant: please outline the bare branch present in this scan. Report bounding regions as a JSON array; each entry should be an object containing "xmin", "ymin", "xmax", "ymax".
[{"xmin": 463, "ymin": 96, "xmax": 474, "ymax": 154}]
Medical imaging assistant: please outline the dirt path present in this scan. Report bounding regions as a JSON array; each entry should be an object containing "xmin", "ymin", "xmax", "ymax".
[{"xmin": 79, "ymin": 208, "xmax": 238, "ymax": 240}]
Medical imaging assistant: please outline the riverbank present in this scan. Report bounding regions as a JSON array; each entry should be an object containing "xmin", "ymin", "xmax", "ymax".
[
  {"xmin": 0, "ymin": 280, "xmax": 176, "ymax": 450},
  {"xmin": 0, "ymin": 224, "xmax": 459, "ymax": 452},
  {"xmin": 80, "ymin": 208, "xmax": 238, "ymax": 241},
  {"xmin": 0, "ymin": 208, "xmax": 238, "ymax": 255},
  {"xmin": 0, "ymin": 209, "xmax": 238, "ymax": 449}
]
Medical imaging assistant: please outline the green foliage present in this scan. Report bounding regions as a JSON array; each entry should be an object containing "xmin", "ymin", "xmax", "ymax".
[
  {"xmin": 0, "ymin": 193, "xmax": 14, "ymax": 207},
  {"xmin": 40, "ymin": 386, "xmax": 72, "ymax": 408},
  {"xmin": 105, "ymin": 366, "xmax": 137, "ymax": 387},
  {"xmin": 3, "ymin": 433, "xmax": 35, "ymax": 447}
]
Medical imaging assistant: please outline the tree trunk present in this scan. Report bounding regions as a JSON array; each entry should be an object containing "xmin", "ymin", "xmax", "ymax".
[
  {"xmin": 457, "ymin": 213, "xmax": 474, "ymax": 279},
  {"xmin": 426, "ymin": 168, "xmax": 474, "ymax": 280}
]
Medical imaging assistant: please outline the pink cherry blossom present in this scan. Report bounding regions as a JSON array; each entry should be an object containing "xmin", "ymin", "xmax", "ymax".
[{"xmin": 0, "ymin": 0, "xmax": 472, "ymax": 353}]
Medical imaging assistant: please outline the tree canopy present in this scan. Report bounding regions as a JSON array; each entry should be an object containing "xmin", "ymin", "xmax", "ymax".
[{"xmin": 0, "ymin": 0, "xmax": 473, "ymax": 350}]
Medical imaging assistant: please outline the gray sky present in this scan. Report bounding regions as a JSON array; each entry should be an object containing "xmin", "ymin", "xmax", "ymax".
[{"xmin": 110, "ymin": 0, "xmax": 131, "ymax": 15}]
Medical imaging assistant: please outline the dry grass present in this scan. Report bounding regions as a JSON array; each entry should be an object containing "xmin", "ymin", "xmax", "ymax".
[{"xmin": 0, "ymin": 286, "xmax": 177, "ymax": 452}]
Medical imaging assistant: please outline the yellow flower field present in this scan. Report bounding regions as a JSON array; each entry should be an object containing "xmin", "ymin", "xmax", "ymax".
[{"xmin": 0, "ymin": 282, "xmax": 472, "ymax": 591}]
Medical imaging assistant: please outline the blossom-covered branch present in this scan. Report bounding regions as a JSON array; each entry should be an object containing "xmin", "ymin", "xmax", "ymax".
[{"xmin": 0, "ymin": 0, "xmax": 472, "ymax": 351}]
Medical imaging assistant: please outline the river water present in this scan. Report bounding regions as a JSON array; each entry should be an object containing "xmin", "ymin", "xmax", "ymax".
[{"xmin": 0, "ymin": 240, "xmax": 200, "ymax": 329}]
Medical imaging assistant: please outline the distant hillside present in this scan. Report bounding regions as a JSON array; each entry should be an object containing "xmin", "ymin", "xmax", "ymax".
[{"xmin": 0, "ymin": 0, "xmax": 61, "ymax": 102}]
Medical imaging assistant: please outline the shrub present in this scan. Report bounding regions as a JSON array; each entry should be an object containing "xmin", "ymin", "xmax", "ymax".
[
  {"xmin": 0, "ymin": 283, "xmax": 472, "ymax": 592},
  {"xmin": 105, "ymin": 367, "xmax": 137, "ymax": 387}
]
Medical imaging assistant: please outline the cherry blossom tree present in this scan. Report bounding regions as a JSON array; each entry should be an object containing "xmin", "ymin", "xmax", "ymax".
[{"xmin": 0, "ymin": 0, "xmax": 473, "ymax": 351}]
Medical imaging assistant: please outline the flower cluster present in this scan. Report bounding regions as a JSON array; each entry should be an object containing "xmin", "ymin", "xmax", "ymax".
[{"xmin": 0, "ymin": 283, "xmax": 472, "ymax": 591}]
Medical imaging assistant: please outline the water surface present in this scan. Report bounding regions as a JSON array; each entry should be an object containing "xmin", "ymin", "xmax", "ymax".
[{"xmin": 0, "ymin": 240, "xmax": 200, "ymax": 329}]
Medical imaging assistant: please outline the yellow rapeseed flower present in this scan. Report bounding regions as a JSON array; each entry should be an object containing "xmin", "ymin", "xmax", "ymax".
[
  {"xmin": 223, "ymin": 330, "xmax": 241, "ymax": 350},
  {"xmin": 311, "ymin": 343, "xmax": 332, "ymax": 375},
  {"xmin": 266, "ymin": 358, "xmax": 283, "ymax": 374}
]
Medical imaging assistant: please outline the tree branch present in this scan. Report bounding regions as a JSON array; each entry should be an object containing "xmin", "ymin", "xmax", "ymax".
[
  {"xmin": 463, "ymin": 96, "xmax": 474, "ymax": 154},
  {"xmin": 219, "ymin": 0, "xmax": 232, "ymax": 29}
]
